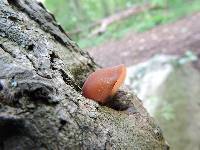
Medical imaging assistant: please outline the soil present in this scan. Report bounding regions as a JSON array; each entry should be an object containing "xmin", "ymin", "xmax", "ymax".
[{"xmin": 88, "ymin": 12, "xmax": 200, "ymax": 68}]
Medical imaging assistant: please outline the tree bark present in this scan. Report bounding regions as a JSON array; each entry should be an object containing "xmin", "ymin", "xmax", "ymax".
[{"xmin": 0, "ymin": 0, "xmax": 169, "ymax": 149}]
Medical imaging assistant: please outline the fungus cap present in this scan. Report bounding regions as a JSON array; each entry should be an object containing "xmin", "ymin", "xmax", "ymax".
[{"xmin": 82, "ymin": 64, "xmax": 126, "ymax": 104}]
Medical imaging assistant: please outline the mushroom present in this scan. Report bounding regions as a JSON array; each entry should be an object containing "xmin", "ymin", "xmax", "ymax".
[{"xmin": 82, "ymin": 64, "xmax": 126, "ymax": 104}]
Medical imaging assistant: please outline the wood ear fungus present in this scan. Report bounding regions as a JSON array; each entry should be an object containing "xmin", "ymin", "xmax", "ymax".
[{"xmin": 82, "ymin": 64, "xmax": 126, "ymax": 104}]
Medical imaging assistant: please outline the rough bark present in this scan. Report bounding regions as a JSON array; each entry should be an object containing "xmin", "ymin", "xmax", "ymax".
[{"xmin": 0, "ymin": 0, "xmax": 168, "ymax": 149}]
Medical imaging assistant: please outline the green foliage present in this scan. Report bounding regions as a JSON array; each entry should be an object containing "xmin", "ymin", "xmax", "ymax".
[
  {"xmin": 151, "ymin": 0, "xmax": 166, "ymax": 6},
  {"xmin": 44, "ymin": 0, "xmax": 200, "ymax": 48},
  {"xmin": 175, "ymin": 51, "xmax": 198, "ymax": 66},
  {"xmin": 158, "ymin": 102, "xmax": 175, "ymax": 121}
]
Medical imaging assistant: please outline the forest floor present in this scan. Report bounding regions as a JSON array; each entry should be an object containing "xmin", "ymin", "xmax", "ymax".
[
  {"xmin": 88, "ymin": 12, "xmax": 200, "ymax": 150},
  {"xmin": 88, "ymin": 12, "xmax": 200, "ymax": 70}
]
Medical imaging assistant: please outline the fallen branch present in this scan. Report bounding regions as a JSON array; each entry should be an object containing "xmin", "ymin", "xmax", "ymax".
[
  {"xmin": 68, "ymin": 3, "xmax": 160, "ymax": 37},
  {"xmin": 91, "ymin": 3, "xmax": 161, "ymax": 36}
]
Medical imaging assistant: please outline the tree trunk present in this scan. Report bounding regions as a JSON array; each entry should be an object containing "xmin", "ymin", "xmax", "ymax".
[{"xmin": 0, "ymin": 0, "xmax": 169, "ymax": 149}]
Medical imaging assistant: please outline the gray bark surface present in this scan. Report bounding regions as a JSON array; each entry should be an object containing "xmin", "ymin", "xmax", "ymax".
[{"xmin": 0, "ymin": 0, "xmax": 169, "ymax": 149}]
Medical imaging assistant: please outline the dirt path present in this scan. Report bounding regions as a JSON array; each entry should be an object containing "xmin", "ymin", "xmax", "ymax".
[{"xmin": 88, "ymin": 12, "xmax": 200, "ymax": 67}]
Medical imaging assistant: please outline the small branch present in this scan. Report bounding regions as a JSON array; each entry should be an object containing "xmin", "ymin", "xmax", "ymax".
[
  {"xmin": 68, "ymin": 3, "xmax": 160, "ymax": 37},
  {"xmin": 91, "ymin": 3, "xmax": 160, "ymax": 36}
]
